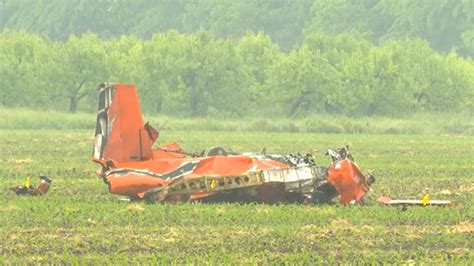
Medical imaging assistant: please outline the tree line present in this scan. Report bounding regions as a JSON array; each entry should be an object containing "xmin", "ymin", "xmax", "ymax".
[
  {"xmin": 1, "ymin": 30, "xmax": 472, "ymax": 117},
  {"xmin": 1, "ymin": 0, "xmax": 473, "ymax": 56}
]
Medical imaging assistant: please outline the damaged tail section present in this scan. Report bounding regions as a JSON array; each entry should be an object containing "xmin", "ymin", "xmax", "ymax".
[{"xmin": 93, "ymin": 83, "xmax": 158, "ymax": 166}]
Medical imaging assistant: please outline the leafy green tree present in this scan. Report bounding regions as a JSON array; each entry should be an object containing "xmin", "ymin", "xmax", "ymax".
[
  {"xmin": 265, "ymin": 45, "xmax": 340, "ymax": 116},
  {"xmin": 377, "ymin": 0, "xmax": 474, "ymax": 54},
  {"xmin": 304, "ymin": 0, "xmax": 388, "ymax": 41},
  {"xmin": 303, "ymin": 33, "xmax": 374, "ymax": 115},
  {"xmin": 142, "ymin": 31, "xmax": 251, "ymax": 117},
  {"xmin": 0, "ymin": 30, "xmax": 51, "ymax": 108},
  {"xmin": 104, "ymin": 35, "xmax": 145, "ymax": 86},
  {"xmin": 237, "ymin": 32, "xmax": 281, "ymax": 108},
  {"xmin": 46, "ymin": 33, "xmax": 109, "ymax": 113},
  {"xmin": 0, "ymin": 29, "xmax": 473, "ymax": 116},
  {"xmin": 2, "ymin": 0, "xmax": 474, "ymax": 55}
]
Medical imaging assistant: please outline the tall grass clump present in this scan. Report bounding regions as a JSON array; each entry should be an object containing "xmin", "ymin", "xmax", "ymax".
[
  {"xmin": 0, "ymin": 108, "xmax": 95, "ymax": 130},
  {"xmin": 1, "ymin": 108, "xmax": 472, "ymax": 135}
]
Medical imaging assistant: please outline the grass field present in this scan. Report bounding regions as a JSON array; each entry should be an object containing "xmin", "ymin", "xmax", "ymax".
[
  {"xmin": 0, "ymin": 129, "xmax": 473, "ymax": 264},
  {"xmin": 1, "ymin": 108, "xmax": 473, "ymax": 135}
]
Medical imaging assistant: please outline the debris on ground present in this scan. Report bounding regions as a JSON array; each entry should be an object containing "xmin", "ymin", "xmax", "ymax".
[
  {"xmin": 9, "ymin": 176, "xmax": 52, "ymax": 196},
  {"xmin": 377, "ymin": 195, "xmax": 455, "ymax": 206}
]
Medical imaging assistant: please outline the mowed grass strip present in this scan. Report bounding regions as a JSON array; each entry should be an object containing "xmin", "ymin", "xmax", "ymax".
[{"xmin": 0, "ymin": 130, "xmax": 473, "ymax": 264}]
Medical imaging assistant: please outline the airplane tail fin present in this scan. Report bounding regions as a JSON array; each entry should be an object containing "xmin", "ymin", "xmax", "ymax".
[{"xmin": 92, "ymin": 83, "xmax": 158, "ymax": 165}]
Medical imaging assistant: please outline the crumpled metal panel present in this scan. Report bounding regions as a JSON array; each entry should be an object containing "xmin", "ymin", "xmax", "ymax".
[{"xmin": 327, "ymin": 159, "xmax": 369, "ymax": 204}]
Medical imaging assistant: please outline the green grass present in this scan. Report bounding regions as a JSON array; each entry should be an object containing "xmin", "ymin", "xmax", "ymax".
[
  {"xmin": 0, "ymin": 130, "xmax": 473, "ymax": 264},
  {"xmin": 1, "ymin": 108, "xmax": 473, "ymax": 135}
]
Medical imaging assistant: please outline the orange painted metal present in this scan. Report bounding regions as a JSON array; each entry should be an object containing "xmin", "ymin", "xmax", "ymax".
[
  {"xmin": 101, "ymin": 83, "xmax": 155, "ymax": 164},
  {"xmin": 106, "ymin": 155, "xmax": 291, "ymax": 199},
  {"xmin": 327, "ymin": 159, "xmax": 370, "ymax": 204}
]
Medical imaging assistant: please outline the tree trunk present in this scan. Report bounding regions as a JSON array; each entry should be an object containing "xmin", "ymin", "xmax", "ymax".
[
  {"xmin": 69, "ymin": 96, "xmax": 78, "ymax": 113},
  {"xmin": 290, "ymin": 90, "xmax": 314, "ymax": 117}
]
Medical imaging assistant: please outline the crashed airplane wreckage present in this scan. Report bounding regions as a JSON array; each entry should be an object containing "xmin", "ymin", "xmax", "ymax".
[{"xmin": 92, "ymin": 83, "xmax": 375, "ymax": 204}]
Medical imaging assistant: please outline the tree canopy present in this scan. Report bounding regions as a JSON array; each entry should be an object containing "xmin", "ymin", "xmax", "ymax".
[
  {"xmin": 1, "ymin": 1, "xmax": 473, "ymax": 117},
  {"xmin": 1, "ymin": 0, "xmax": 473, "ymax": 55},
  {"xmin": 1, "ymin": 30, "xmax": 473, "ymax": 116}
]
